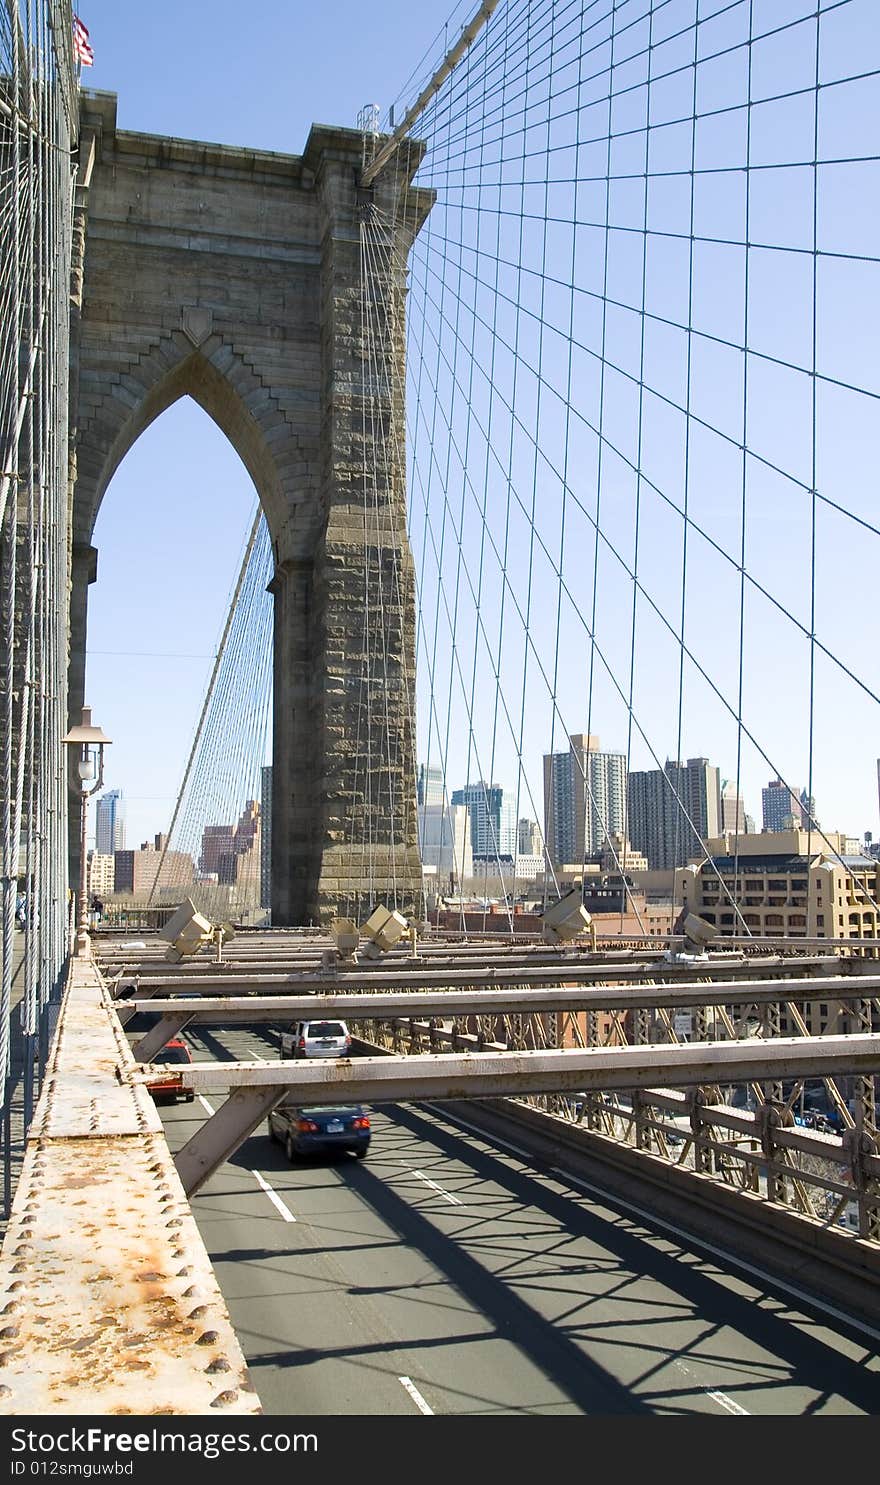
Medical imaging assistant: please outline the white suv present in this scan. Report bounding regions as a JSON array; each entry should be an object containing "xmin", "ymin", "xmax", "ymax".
[{"xmin": 280, "ymin": 1019, "xmax": 351, "ymax": 1059}]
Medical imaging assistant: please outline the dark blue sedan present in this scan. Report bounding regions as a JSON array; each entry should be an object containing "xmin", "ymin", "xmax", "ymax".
[{"xmin": 269, "ymin": 1102, "xmax": 371, "ymax": 1160}]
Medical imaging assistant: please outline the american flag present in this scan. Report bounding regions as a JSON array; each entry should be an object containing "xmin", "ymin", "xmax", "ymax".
[{"xmin": 72, "ymin": 15, "xmax": 94, "ymax": 67}]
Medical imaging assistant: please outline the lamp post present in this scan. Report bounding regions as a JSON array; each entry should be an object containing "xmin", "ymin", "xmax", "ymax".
[{"xmin": 62, "ymin": 706, "xmax": 111, "ymax": 957}]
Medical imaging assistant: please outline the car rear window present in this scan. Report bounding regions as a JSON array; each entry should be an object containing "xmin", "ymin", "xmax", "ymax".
[
  {"xmin": 295, "ymin": 1106, "xmax": 363, "ymax": 1115},
  {"xmin": 155, "ymin": 1044, "xmax": 190, "ymax": 1064},
  {"xmin": 306, "ymin": 1022, "xmax": 345, "ymax": 1037}
]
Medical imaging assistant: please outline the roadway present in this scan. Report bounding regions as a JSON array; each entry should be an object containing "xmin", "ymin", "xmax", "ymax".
[{"xmin": 156, "ymin": 1022, "xmax": 880, "ymax": 1417}]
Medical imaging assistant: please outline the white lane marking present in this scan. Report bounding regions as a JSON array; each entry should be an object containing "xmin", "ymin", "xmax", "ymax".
[
  {"xmin": 706, "ymin": 1389, "xmax": 750, "ymax": 1416},
  {"xmin": 198, "ymin": 1095, "xmax": 215, "ymax": 1115},
  {"xmin": 401, "ymin": 1162, "xmax": 464, "ymax": 1206},
  {"xmin": 424, "ymin": 1103, "xmax": 880, "ymax": 1347},
  {"xmin": 248, "ymin": 1048, "xmax": 266, "ymax": 1061},
  {"xmin": 253, "ymin": 1169, "xmax": 297, "ymax": 1223},
  {"xmin": 399, "ymin": 1376, "xmax": 433, "ymax": 1414},
  {"xmin": 673, "ymin": 1359, "xmax": 750, "ymax": 1416}
]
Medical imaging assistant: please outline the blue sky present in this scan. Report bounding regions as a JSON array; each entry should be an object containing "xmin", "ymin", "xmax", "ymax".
[{"xmin": 78, "ymin": 1, "xmax": 880, "ymax": 856}]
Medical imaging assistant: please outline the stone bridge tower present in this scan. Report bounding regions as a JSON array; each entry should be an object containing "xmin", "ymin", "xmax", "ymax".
[{"xmin": 69, "ymin": 93, "xmax": 432, "ymax": 924}]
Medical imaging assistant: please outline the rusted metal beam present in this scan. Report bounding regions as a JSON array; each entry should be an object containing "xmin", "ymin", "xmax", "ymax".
[
  {"xmin": 0, "ymin": 960, "xmax": 261, "ymax": 1415},
  {"xmin": 109, "ymin": 954, "xmax": 853, "ymax": 996},
  {"xmin": 122, "ymin": 974, "xmax": 880, "ymax": 1043},
  {"xmin": 174, "ymin": 1086, "xmax": 289, "ymax": 1198},
  {"xmin": 132, "ymin": 1012, "xmax": 192, "ymax": 1061},
  {"xmin": 147, "ymin": 1033, "xmax": 880, "ymax": 1104}
]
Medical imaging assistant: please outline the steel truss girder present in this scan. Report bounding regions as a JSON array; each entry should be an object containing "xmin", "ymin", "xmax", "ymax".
[
  {"xmin": 122, "ymin": 972, "xmax": 880, "ymax": 1045},
  {"xmin": 132, "ymin": 1013, "xmax": 191, "ymax": 1061},
  {"xmin": 139, "ymin": 1033, "xmax": 880, "ymax": 1106},
  {"xmin": 175, "ymin": 1085, "xmax": 289, "ymax": 1197},
  {"xmin": 112, "ymin": 955, "xmax": 868, "ymax": 1000}
]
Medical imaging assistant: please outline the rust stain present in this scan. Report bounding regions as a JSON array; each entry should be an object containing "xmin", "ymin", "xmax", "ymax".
[{"xmin": 0, "ymin": 987, "xmax": 262, "ymax": 1415}]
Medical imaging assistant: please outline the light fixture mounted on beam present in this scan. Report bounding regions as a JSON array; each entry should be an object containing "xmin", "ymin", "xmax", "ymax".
[
  {"xmin": 62, "ymin": 706, "xmax": 112, "ymax": 958},
  {"xmin": 360, "ymin": 904, "xmax": 408, "ymax": 959},
  {"xmin": 541, "ymin": 889, "xmax": 592, "ymax": 946}
]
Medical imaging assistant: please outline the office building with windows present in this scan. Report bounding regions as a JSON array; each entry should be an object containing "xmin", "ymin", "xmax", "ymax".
[
  {"xmin": 95, "ymin": 789, "xmax": 126, "ymax": 856},
  {"xmin": 418, "ymin": 763, "xmax": 445, "ymax": 808},
  {"xmin": 675, "ymin": 830, "xmax": 880, "ymax": 1030},
  {"xmin": 720, "ymin": 779, "xmax": 748, "ymax": 835},
  {"xmin": 450, "ymin": 781, "xmax": 517, "ymax": 859},
  {"xmin": 762, "ymin": 778, "xmax": 806, "ymax": 832},
  {"xmin": 86, "ymin": 852, "xmax": 115, "ymax": 898},
  {"xmin": 418, "ymin": 802, "xmax": 473, "ymax": 888},
  {"xmin": 518, "ymin": 818, "xmax": 542, "ymax": 857},
  {"xmin": 543, "ymin": 734, "xmax": 626, "ymax": 869},
  {"xmin": 627, "ymin": 757, "xmax": 721, "ymax": 871}
]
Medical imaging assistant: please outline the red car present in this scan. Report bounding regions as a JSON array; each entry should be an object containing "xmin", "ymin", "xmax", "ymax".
[{"xmin": 146, "ymin": 1038, "xmax": 195, "ymax": 1104}]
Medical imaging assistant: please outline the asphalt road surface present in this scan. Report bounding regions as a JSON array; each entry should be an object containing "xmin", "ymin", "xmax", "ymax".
[{"xmin": 156, "ymin": 1022, "xmax": 880, "ymax": 1417}]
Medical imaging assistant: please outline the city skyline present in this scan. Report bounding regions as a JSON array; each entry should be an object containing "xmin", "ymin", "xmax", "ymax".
[
  {"xmin": 93, "ymin": 744, "xmax": 874, "ymax": 872},
  {"xmin": 91, "ymin": 758, "xmax": 871, "ymax": 900}
]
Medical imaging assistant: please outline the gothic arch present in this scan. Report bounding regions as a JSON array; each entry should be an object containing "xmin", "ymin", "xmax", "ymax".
[
  {"xmin": 73, "ymin": 329, "xmax": 305, "ymax": 555},
  {"xmin": 70, "ymin": 95, "xmax": 431, "ymax": 921}
]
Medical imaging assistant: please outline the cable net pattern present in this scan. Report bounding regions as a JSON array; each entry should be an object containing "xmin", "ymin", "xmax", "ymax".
[
  {"xmin": 142, "ymin": 510, "xmax": 274, "ymax": 925},
  {"xmin": 391, "ymin": 0, "xmax": 880, "ymax": 931},
  {"xmin": 0, "ymin": 2, "xmax": 77, "ymax": 1140}
]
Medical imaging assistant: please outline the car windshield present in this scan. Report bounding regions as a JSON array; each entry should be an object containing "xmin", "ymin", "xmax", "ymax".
[
  {"xmin": 155, "ymin": 1044, "xmax": 190, "ymax": 1064},
  {"xmin": 307, "ymin": 1022, "xmax": 345, "ymax": 1037}
]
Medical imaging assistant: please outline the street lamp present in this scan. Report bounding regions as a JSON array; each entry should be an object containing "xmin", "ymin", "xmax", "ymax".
[{"xmin": 62, "ymin": 706, "xmax": 111, "ymax": 957}]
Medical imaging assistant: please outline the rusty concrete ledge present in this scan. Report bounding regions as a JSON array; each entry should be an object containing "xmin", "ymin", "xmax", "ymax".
[{"xmin": 0, "ymin": 958, "xmax": 261, "ymax": 1414}]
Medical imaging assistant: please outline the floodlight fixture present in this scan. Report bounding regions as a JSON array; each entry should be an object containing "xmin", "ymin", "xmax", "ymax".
[
  {"xmin": 160, "ymin": 897, "xmax": 214, "ymax": 962},
  {"xmin": 542, "ymin": 889, "xmax": 592, "ymax": 945},
  {"xmin": 361, "ymin": 904, "xmax": 408, "ymax": 958},
  {"xmin": 331, "ymin": 918, "xmax": 360, "ymax": 957}
]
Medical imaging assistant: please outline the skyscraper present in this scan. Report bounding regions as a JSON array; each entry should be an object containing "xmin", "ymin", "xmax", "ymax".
[
  {"xmin": 799, "ymin": 788, "xmax": 818, "ymax": 829},
  {"xmin": 627, "ymin": 758, "xmax": 721, "ymax": 870},
  {"xmin": 418, "ymin": 802, "xmax": 473, "ymax": 886},
  {"xmin": 543, "ymin": 734, "xmax": 626, "ymax": 868},
  {"xmin": 417, "ymin": 763, "xmax": 445, "ymax": 807},
  {"xmin": 762, "ymin": 778, "xmax": 803, "ymax": 832},
  {"xmin": 518, "ymin": 817, "xmax": 542, "ymax": 856},
  {"xmin": 95, "ymin": 789, "xmax": 125, "ymax": 855},
  {"xmin": 720, "ymin": 779, "xmax": 747, "ymax": 835},
  {"xmin": 450, "ymin": 781, "xmax": 517, "ymax": 858}
]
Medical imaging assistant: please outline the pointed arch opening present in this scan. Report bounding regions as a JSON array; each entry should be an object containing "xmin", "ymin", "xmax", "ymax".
[{"xmin": 84, "ymin": 396, "xmax": 274, "ymax": 926}]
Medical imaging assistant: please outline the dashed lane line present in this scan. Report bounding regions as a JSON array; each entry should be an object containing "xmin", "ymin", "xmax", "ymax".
[
  {"xmin": 399, "ymin": 1376, "xmax": 433, "ymax": 1414},
  {"xmin": 253, "ymin": 1169, "xmax": 297, "ymax": 1223},
  {"xmin": 673, "ymin": 1359, "xmax": 750, "ymax": 1415},
  {"xmin": 401, "ymin": 1162, "xmax": 464, "ymax": 1206}
]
